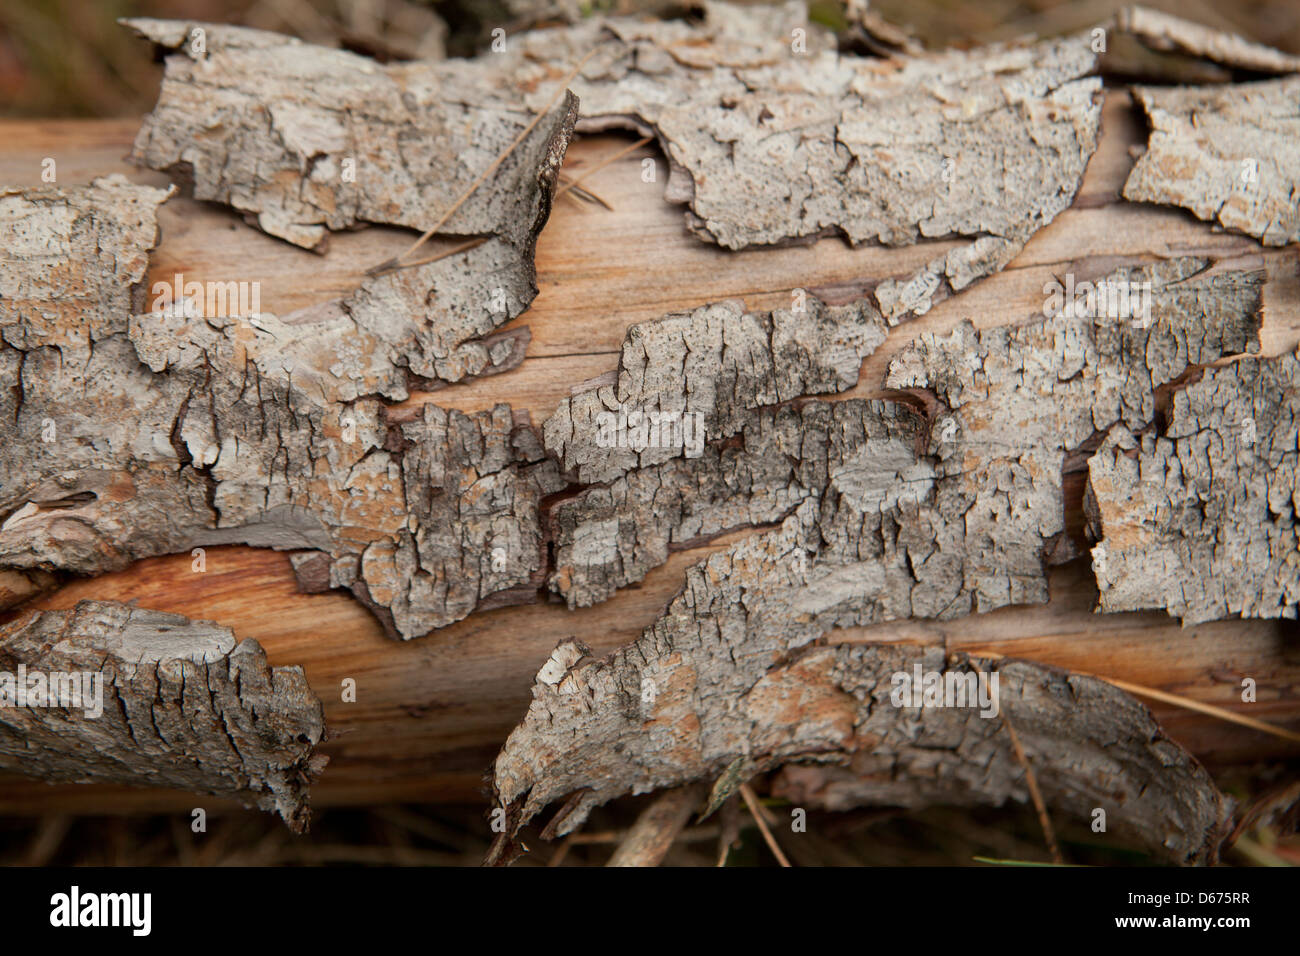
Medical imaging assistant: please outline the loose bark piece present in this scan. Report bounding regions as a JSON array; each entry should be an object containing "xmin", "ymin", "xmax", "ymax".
[
  {"xmin": 1117, "ymin": 6, "xmax": 1300, "ymax": 74},
  {"xmin": 514, "ymin": 2, "xmax": 1101, "ymax": 253},
  {"xmin": 508, "ymin": 1, "xmax": 1101, "ymax": 322},
  {"xmin": 1087, "ymin": 349, "xmax": 1300, "ymax": 624},
  {"xmin": 844, "ymin": 0, "xmax": 923, "ymax": 56},
  {"xmin": 123, "ymin": 17, "xmax": 577, "ymax": 391},
  {"xmin": 0, "ymin": 180, "xmax": 564, "ymax": 639},
  {"xmin": 1123, "ymin": 79, "xmax": 1300, "ymax": 247},
  {"xmin": 0, "ymin": 601, "xmax": 324, "ymax": 830},
  {"xmin": 492, "ymin": 631, "xmax": 1231, "ymax": 865},
  {"xmin": 767, "ymin": 647, "xmax": 1232, "ymax": 864}
]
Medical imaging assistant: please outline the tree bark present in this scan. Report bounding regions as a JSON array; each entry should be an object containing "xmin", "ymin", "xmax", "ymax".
[{"xmin": 0, "ymin": 5, "xmax": 1297, "ymax": 829}]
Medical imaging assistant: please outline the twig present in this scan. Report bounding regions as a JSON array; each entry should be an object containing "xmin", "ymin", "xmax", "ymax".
[
  {"xmin": 607, "ymin": 784, "xmax": 702, "ymax": 867},
  {"xmin": 366, "ymin": 50, "xmax": 596, "ymax": 277},
  {"xmin": 739, "ymin": 783, "xmax": 791, "ymax": 867},
  {"xmin": 383, "ymin": 237, "xmax": 488, "ymax": 272},
  {"xmin": 1001, "ymin": 709, "xmax": 1064, "ymax": 865},
  {"xmin": 1098, "ymin": 674, "xmax": 1300, "ymax": 745}
]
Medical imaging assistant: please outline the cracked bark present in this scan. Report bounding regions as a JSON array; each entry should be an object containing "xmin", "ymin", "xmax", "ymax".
[
  {"xmin": 1, "ymin": 179, "xmax": 564, "ymax": 639},
  {"xmin": 123, "ymin": 17, "xmax": 577, "ymax": 391},
  {"xmin": 1123, "ymin": 79, "xmax": 1300, "ymax": 246},
  {"xmin": 544, "ymin": 297, "xmax": 888, "ymax": 485},
  {"xmin": 492, "ymin": 259, "xmax": 1262, "ymax": 862},
  {"xmin": 545, "ymin": 259, "xmax": 1263, "ymax": 608},
  {"xmin": 1087, "ymin": 349, "xmax": 1300, "ymax": 624},
  {"xmin": 0, "ymin": 601, "xmax": 324, "ymax": 830}
]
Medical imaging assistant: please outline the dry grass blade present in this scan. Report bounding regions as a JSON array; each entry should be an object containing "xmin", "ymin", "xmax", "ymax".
[
  {"xmin": 739, "ymin": 783, "xmax": 791, "ymax": 868},
  {"xmin": 968, "ymin": 650, "xmax": 1300, "ymax": 744},
  {"xmin": 1099, "ymin": 675, "xmax": 1300, "ymax": 745},
  {"xmin": 366, "ymin": 50, "xmax": 597, "ymax": 277},
  {"xmin": 555, "ymin": 135, "xmax": 653, "ymax": 207},
  {"xmin": 1001, "ymin": 709, "xmax": 1064, "ymax": 865},
  {"xmin": 384, "ymin": 236, "xmax": 489, "ymax": 272}
]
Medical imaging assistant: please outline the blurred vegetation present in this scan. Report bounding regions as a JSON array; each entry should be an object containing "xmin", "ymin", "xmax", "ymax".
[{"xmin": 3, "ymin": 0, "xmax": 1298, "ymax": 116}]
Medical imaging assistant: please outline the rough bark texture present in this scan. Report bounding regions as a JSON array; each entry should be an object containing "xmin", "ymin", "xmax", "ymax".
[
  {"xmin": 0, "ymin": 179, "xmax": 565, "ymax": 640},
  {"xmin": 123, "ymin": 17, "xmax": 577, "ymax": 391},
  {"xmin": 492, "ymin": 259, "xmax": 1262, "ymax": 862},
  {"xmin": 544, "ymin": 297, "xmax": 888, "ymax": 485},
  {"xmin": 1087, "ymin": 349, "xmax": 1300, "ymax": 624},
  {"xmin": 0, "ymin": 601, "xmax": 324, "ymax": 830},
  {"xmin": 1118, "ymin": 5, "xmax": 1300, "ymax": 74},
  {"xmin": 1123, "ymin": 79, "xmax": 1300, "ymax": 247},
  {"xmin": 511, "ymin": 1, "xmax": 1102, "ymax": 317},
  {"xmin": 885, "ymin": 258, "xmax": 1262, "ymax": 608},
  {"xmin": 544, "ymin": 259, "xmax": 1263, "ymax": 608},
  {"xmin": 547, "ymin": 398, "xmax": 924, "ymax": 608},
  {"xmin": 492, "ymin": 634, "xmax": 1231, "ymax": 865}
]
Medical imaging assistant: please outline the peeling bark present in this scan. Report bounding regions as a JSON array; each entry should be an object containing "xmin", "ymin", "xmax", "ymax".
[
  {"xmin": 1, "ymin": 179, "xmax": 564, "ymax": 639},
  {"xmin": 123, "ymin": 17, "xmax": 577, "ymax": 391},
  {"xmin": 1087, "ymin": 349, "xmax": 1300, "ymax": 624},
  {"xmin": 544, "ymin": 260, "xmax": 1263, "ymax": 608},
  {"xmin": 1124, "ymin": 79, "xmax": 1300, "ymax": 246},
  {"xmin": 492, "ymin": 259, "xmax": 1262, "ymax": 861},
  {"xmin": 1118, "ymin": 5, "xmax": 1300, "ymax": 74},
  {"xmin": 492, "ymin": 633, "xmax": 1231, "ymax": 865},
  {"xmin": 508, "ymin": 1, "xmax": 1101, "ymax": 320},
  {"xmin": 516, "ymin": 2, "xmax": 1101, "ymax": 255},
  {"xmin": 128, "ymin": 3, "xmax": 1102, "ymax": 337},
  {"xmin": 0, "ymin": 601, "xmax": 324, "ymax": 830}
]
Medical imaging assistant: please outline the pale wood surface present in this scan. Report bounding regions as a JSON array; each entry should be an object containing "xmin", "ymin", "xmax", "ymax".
[{"xmin": 0, "ymin": 93, "xmax": 1297, "ymax": 815}]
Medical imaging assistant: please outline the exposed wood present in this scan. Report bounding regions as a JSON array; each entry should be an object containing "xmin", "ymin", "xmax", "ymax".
[{"xmin": 0, "ymin": 81, "xmax": 1297, "ymax": 815}]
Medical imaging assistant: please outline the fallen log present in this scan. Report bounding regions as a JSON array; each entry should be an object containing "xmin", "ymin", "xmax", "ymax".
[{"xmin": 0, "ymin": 6, "xmax": 1298, "ymax": 831}]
